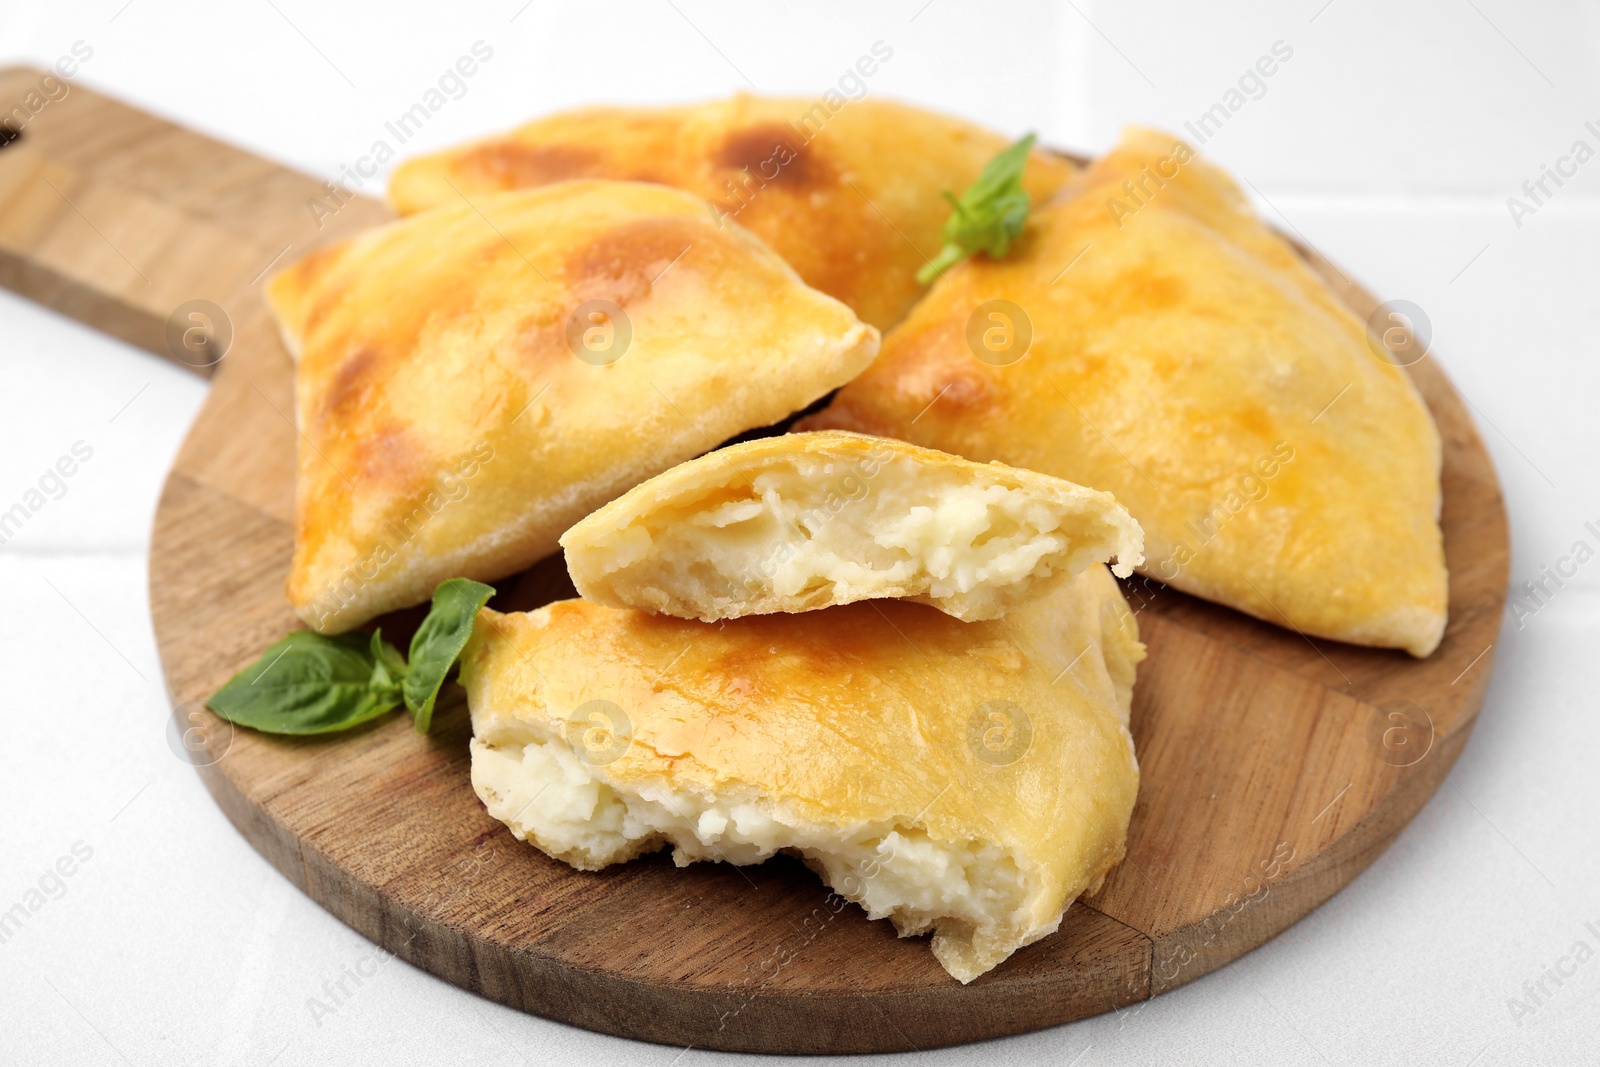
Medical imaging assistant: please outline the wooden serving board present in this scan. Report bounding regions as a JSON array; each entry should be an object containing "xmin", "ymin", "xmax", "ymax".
[{"xmin": 0, "ymin": 68, "xmax": 1510, "ymax": 1054}]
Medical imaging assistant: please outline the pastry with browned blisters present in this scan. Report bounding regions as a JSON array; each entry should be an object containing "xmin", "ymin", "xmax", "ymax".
[
  {"xmin": 387, "ymin": 94, "xmax": 1074, "ymax": 330},
  {"xmin": 267, "ymin": 180, "xmax": 878, "ymax": 633},
  {"xmin": 803, "ymin": 127, "xmax": 1448, "ymax": 657}
]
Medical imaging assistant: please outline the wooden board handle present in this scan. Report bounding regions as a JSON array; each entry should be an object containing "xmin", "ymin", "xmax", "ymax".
[{"xmin": 0, "ymin": 65, "xmax": 390, "ymax": 376}]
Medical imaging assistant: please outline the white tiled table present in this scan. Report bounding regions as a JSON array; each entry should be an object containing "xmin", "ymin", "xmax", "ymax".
[{"xmin": 2, "ymin": 2, "xmax": 1596, "ymax": 1064}]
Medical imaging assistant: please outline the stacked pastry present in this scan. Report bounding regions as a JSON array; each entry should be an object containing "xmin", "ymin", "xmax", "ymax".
[
  {"xmin": 467, "ymin": 433, "xmax": 1146, "ymax": 983},
  {"xmin": 252, "ymin": 98, "xmax": 1451, "ymax": 983}
]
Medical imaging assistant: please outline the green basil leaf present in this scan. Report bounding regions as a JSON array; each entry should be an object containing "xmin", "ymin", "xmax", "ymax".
[
  {"xmin": 207, "ymin": 629, "xmax": 404, "ymax": 735},
  {"xmin": 403, "ymin": 578, "xmax": 496, "ymax": 732},
  {"xmin": 370, "ymin": 628, "xmax": 408, "ymax": 690},
  {"xmin": 916, "ymin": 133, "xmax": 1037, "ymax": 284}
]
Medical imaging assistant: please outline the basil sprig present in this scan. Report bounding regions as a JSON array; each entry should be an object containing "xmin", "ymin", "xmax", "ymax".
[
  {"xmin": 208, "ymin": 578, "xmax": 495, "ymax": 735},
  {"xmin": 401, "ymin": 578, "xmax": 496, "ymax": 732},
  {"xmin": 916, "ymin": 132, "xmax": 1038, "ymax": 284}
]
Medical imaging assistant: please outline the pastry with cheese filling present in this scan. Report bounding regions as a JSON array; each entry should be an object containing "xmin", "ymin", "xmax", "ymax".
[
  {"xmin": 463, "ymin": 568, "xmax": 1143, "ymax": 983},
  {"xmin": 561, "ymin": 430, "xmax": 1143, "ymax": 622}
]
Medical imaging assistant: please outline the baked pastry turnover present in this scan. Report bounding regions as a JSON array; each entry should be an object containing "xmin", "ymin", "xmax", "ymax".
[
  {"xmin": 463, "ymin": 567, "xmax": 1143, "ymax": 982},
  {"xmin": 561, "ymin": 430, "xmax": 1143, "ymax": 622},
  {"xmin": 267, "ymin": 180, "xmax": 878, "ymax": 633},
  {"xmin": 803, "ymin": 127, "xmax": 1449, "ymax": 657},
  {"xmin": 387, "ymin": 94, "xmax": 1075, "ymax": 330}
]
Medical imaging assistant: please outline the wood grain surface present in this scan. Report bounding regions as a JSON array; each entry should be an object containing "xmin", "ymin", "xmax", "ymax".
[{"xmin": 0, "ymin": 68, "xmax": 1511, "ymax": 1054}]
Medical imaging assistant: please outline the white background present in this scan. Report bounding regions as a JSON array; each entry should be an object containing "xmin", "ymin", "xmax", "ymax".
[{"xmin": 1, "ymin": 1, "xmax": 1597, "ymax": 1064}]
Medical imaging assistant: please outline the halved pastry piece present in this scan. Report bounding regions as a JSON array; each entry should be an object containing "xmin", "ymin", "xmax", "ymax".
[
  {"xmin": 560, "ymin": 430, "xmax": 1143, "ymax": 622},
  {"xmin": 802, "ymin": 127, "xmax": 1449, "ymax": 657},
  {"xmin": 266, "ymin": 180, "xmax": 878, "ymax": 634},
  {"xmin": 462, "ymin": 567, "xmax": 1144, "ymax": 983},
  {"xmin": 387, "ymin": 94, "xmax": 1075, "ymax": 330}
]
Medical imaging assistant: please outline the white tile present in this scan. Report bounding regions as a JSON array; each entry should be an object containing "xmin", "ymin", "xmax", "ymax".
[{"xmin": 0, "ymin": 291, "xmax": 206, "ymax": 554}]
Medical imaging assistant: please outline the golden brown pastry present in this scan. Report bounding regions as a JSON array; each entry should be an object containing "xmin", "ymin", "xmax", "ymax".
[
  {"xmin": 267, "ymin": 180, "xmax": 878, "ymax": 634},
  {"xmin": 802, "ymin": 127, "xmax": 1448, "ymax": 657},
  {"xmin": 560, "ymin": 429, "xmax": 1143, "ymax": 622},
  {"xmin": 462, "ymin": 566, "xmax": 1143, "ymax": 983},
  {"xmin": 387, "ymin": 94, "xmax": 1075, "ymax": 330}
]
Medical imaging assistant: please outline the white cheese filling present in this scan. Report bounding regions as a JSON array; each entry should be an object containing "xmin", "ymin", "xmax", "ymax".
[
  {"xmin": 470, "ymin": 725, "xmax": 1039, "ymax": 981},
  {"xmin": 579, "ymin": 457, "xmax": 1125, "ymax": 621}
]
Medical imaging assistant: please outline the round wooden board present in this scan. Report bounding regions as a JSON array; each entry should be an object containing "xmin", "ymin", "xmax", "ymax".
[
  {"xmin": 148, "ymin": 252, "xmax": 1509, "ymax": 1055},
  {"xmin": 73, "ymin": 120, "xmax": 1500, "ymax": 1053}
]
